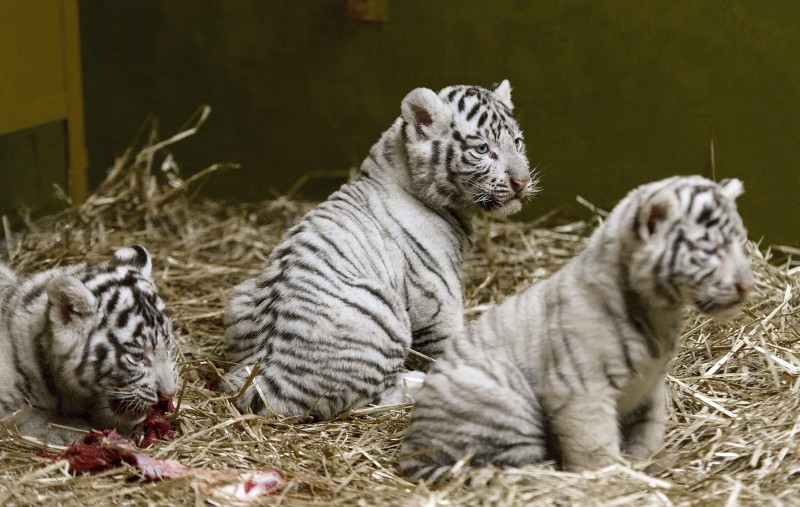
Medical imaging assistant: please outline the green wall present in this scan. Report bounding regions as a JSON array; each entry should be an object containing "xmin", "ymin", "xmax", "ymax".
[
  {"xmin": 79, "ymin": 0, "xmax": 799, "ymax": 245},
  {"xmin": 0, "ymin": 121, "xmax": 68, "ymax": 223}
]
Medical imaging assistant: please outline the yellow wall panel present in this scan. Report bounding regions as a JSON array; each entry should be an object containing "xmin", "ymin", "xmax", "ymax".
[{"xmin": 0, "ymin": 0, "xmax": 87, "ymax": 203}]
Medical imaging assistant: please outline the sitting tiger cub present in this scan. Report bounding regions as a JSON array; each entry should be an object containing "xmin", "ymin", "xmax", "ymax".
[
  {"xmin": 0, "ymin": 246, "xmax": 178, "ymax": 444},
  {"xmin": 225, "ymin": 81, "xmax": 536, "ymax": 420},
  {"xmin": 400, "ymin": 176, "xmax": 753, "ymax": 480}
]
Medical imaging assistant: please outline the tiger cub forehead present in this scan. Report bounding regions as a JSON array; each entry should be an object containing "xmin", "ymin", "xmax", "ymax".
[
  {"xmin": 440, "ymin": 84, "xmax": 521, "ymax": 141},
  {"xmin": 655, "ymin": 176, "xmax": 748, "ymax": 240}
]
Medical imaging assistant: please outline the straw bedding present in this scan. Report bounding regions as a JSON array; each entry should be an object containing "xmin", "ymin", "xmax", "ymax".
[{"xmin": 1, "ymin": 111, "xmax": 798, "ymax": 506}]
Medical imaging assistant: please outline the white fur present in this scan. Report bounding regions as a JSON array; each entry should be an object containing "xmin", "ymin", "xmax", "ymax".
[
  {"xmin": 491, "ymin": 79, "xmax": 513, "ymax": 109},
  {"xmin": 401, "ymin": 88, "xmax": 453, "ymax": 141},
  {"xmin": 401, "ymin": 175, "xmax": 753, "ymax": 479},
  {"xmin": 0, "ymin": 247, "xmax": 177, "ymax": 445},
  {"xmin": 224, "ymin": 82, "xmax": 536, "ymax": 420}
]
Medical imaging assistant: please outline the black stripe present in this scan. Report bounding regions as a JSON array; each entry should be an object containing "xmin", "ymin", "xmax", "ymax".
[
  {"xmin": 623, "ymin": 290, "xmax": 660, "ymax": 358},
  {"xmin": 130, "ymin": 245, "xmax": 149, "ymax": 267},
  {"xmin": 289, "ymin": 274, "xmax": 407, "ymax": 346},
  {"xmin": 554, "ymin": 279, "xmax": 586, "ymax": 389},
  {"xmin": 444, "ymin": 142, "xmax": 456, "ymax": 175},
  {"xmin": 22, "ymin": 282, "xmax": 47, "ymax": 307},
  {"xmin": 311, "ymin": 210, "xmax": 380, "ymax": 274},
  {"xmin": 294, "ymin": 238, "xmax": 358, "ymax": 281},
  {"xmin": 451, "ymin": 130, "xmax": 469, "ymax": 150},
  {"xmin": 466, "ymin": 102, "xmax": 480, "ymax": 121},
  {"xmin": 696, "ymin": 205, "xmax": 713, "ymax": 224},
  {"xmin": 384, "ymin": 209, "xmax": 455, "ymax": 297},
  {"xmin": 116, "ymin": 306, "xmax": 132, "ymax": 328},
  {"xmin": 604, "ymin": 364, "xmax": 623, "ymax": 391},
  {"xmin": 91, "ymin": 273, "xmax": 138, "ymax": 297},
  {"xmin": 268, "ymin": 353, "xmax": 384, "ymax": 391},
  {"xmin": 34, "ymin": 326, "xmax": 61, "ymax": 411},
  {"xmin": 270, "ymin": 370, "xmax": 331, "ymax": 405},
  {"xmin": 270, "ymin": 327, "xmax": 403, "ymax": 362},
  {"xmin": 131, "ymin": 321, "xmax": 144, "ymax": 342},
  {"xmin": 105, "ymin": 289, "xmax": 121, "ymax": 313},
  {"xmin": 431, "ymin": 140, "xmax": 442, "ymax": 165}
]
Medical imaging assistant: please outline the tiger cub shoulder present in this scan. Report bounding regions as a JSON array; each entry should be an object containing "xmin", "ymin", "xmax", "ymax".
[
  {"xmin": 0, "ymin": 246, "xmax": 178, "ymax": 444},
  {"xmin": 400, "ymin": 175, "xmax": 753, "ymax": 480},
  {"xmin": 224, "ymin": 80, "xmax": 537, "ymax": 420}
]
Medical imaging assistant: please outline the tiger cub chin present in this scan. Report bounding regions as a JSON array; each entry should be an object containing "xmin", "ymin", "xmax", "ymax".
[
  {"xmin": 225, "ymin": 80, "xmax": 537, "ymax": 420},
  {"xmin": 400, "ymin": 175, "xmax": 753, "ymax": 480},
  {"xmin": 0, "ymin": 246, "xmax": 178, "ymax": 445}
]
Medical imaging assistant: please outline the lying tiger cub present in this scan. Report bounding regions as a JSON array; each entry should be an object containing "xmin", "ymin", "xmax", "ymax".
[{"xmin": 0, "ymin": 246, "xmax": 177, "ymax": 444}]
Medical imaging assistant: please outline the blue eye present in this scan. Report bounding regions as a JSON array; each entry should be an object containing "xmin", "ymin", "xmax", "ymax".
[
  {"xmin": 474, "ymin": 144, "xmax": 489, "ymax": 155},
  {"xmin": 128, "ymin": 349, "xmax": 144, "ymax": 363}
]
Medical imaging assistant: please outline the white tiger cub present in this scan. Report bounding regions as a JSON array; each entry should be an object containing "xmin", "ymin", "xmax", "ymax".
[
  {"xmin": 225, "ymin": 81, "xmax": 536, "ymax": 420},
  {"xmin": 400, "ymin": 176, "xmax": 753, "ymax": 480},
  {"xmin": 0, "ymin": 246, "xmax": 178, "ymax": 444}
]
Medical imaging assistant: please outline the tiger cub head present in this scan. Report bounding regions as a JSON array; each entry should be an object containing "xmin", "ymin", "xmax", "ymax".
[
  {"xmin": 46, "ymin": 246, "xmax": 177, "ymax": 426},
  {"xmin": 631, "ymin": 176, "xmax": 753, "ymax": 318},
  {"xmin": 400, "ymin": 80, "xmax": 537, "ymax": 216}
]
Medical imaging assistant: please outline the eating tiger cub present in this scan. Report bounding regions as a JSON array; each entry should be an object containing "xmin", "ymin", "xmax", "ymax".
[{"xmin": 0, "ymin": 246, "xmax": 178, "ymax": 444}]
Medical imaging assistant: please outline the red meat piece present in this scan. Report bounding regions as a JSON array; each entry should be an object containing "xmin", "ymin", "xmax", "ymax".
[{"xmin": 133, "ymin": 398, "xmax": 176, "ymax": 448}]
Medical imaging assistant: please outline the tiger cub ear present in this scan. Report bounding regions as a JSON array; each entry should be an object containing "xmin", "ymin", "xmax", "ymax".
[
  {"xmin": 491, "ymin": 79, "xmax": 514, "ymax": 110},
  {"xmin": 112, "ymin": 245, "xmax": 152, "ymax": 279},
  {"xmin": 47, "ymin": 275, "xmax": 98, "ymax": 332},
  {"xmin": 637, "ymin": 187, "xmax": 680, "ymax": 239},
  {"xmin": 401, "ymin": 88, "xmax": 453, "ymax": 141},
  {"xmin": 718, "ymin": 178, "xmax": 744, "ymax": 201}
]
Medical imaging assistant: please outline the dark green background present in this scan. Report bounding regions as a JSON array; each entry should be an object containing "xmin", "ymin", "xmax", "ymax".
[
  {"xmin": 0, "ymin": 122, "xmax": 67, "ymax": 220},
  {"xmin": 20, "ymin": 1, "xmax": 800, "ymax": 243}
]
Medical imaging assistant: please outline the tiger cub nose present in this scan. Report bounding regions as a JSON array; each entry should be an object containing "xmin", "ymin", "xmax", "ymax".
[
  {"xmin": 735, "ymin": 281, "xmax": 752, "ymax": 297},
  {"xmin": 510, "ymin": 177, "xmax": 530, "ymax": 195}
]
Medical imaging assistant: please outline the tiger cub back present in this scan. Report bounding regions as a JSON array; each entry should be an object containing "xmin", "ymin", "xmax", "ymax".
[
  {"xmin": 224, "ymin": 80, "xmax": 537, "ymax": 420},
  {"xmin": 0, "ymin": 246, "xmax": 178, "ymax": 444},
  {"xmin": 400, "ymin": 176, "xmax": 753, "ymax": 480}
]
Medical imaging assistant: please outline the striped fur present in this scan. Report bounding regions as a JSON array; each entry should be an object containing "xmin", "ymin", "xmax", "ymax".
[
  {"xmin": 0, "ymin": 246, "xmax": 177, "ymax": 444},
  {"xmin": 225, "ymin": 81, "xmax": 537, "ymax": 420},
  {"xmin": 400, "ymin": 176, "xmax": 753, "ymax": 480}
]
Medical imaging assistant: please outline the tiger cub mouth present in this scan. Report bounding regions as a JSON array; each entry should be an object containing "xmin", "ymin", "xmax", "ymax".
[
  {"xmin": 694, "ymin": 297, "xmax": 744, "ymax": 318},
  {"xmin": 108, "ymin": 398, "xmax": 153, "ymax": 420},
  {"xmin": 479, "ymin": 195, "xmax": 524, "ymax": 216}
]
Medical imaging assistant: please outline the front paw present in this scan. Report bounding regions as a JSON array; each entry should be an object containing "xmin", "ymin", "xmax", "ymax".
[
  {"xmin": 43, "ymin": 428, "xmax": 86, "ymax": 446},
  {"xmin": 565, "ymin": 452, "xmax": 618, "ymax": 472},
  {"xmin": 624, "ymin": 443, "xmax": 657, "ymax": 461},
  {"xmin": 19, "ymin": 424, "xmax": 86, "ymax": 446},
  {"xmin": 92, "ymin": 407, "xmax": 145, "ymax": 435}
]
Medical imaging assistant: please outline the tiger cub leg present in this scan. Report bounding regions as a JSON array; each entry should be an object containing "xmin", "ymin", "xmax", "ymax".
[
  {"xmin": 549, "ymin": 392, "xmax": 621, "ymax": 471},
  {"xmin": 13, "ymin": 407, "xmax": 91, "ymax": 445},
  {"xmin": 400, "ymin": 361, "xmax": 548, "ymax": 481},
  {"xmin": 620, "ymin": 382, "xmax": 667, "ymax": 460}
]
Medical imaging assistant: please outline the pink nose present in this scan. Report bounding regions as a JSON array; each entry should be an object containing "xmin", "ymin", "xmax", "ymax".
[
  {"xmin": 736, "ymin": 281, "xmax": 752, "ymax": 297},
  {"xmin": 510, "ymin": 177, "xmax": 530, "ymax": 195}
]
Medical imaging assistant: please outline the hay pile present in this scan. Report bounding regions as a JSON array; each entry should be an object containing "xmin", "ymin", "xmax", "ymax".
[{"xmin": 1, "ymin": 112, "xmax": 798, "ymax": 506}]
